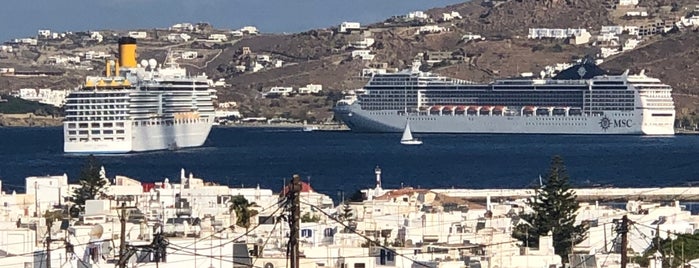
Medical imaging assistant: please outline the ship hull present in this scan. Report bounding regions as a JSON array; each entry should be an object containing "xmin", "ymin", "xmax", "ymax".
[
  {"xmin": 64, "ymin": 119, "xmax": 213, "ymax": 154},
  {"xmin": 334, "ymin": 104, "xmax": 674, "ymax": 135}
]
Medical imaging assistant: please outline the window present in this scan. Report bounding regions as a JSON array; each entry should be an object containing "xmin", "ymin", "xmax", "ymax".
[
  {"xmin": 301, "ymin": 229, "xmax": 313, "ymax": 238},
  {"xmin": 354, "ymin": 263, "xmax": 365, "ymax": 268}
]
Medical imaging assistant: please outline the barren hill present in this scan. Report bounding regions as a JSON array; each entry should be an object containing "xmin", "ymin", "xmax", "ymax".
[{"xmin": 1, "ymin": 0, "xmax": 698, "ymax": 123}]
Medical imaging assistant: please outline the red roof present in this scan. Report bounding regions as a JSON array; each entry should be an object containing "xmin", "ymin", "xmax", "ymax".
[{"xmin": 280, "ymin": 181, "xmax": 315, "ymax": 196}]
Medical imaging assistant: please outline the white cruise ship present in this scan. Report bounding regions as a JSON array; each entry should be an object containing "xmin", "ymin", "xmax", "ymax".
[
  {"xmin": 63, "ymin": 37, "xmax": 216, "ymax": 153},
  {"xmin": 334, "ymin": 61, "xmax": 675, "ymax": 135}
]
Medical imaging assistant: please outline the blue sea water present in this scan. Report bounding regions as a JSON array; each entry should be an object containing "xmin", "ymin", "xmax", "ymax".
[{"xmin": 1, "ymin": 127, "xmax": 699, "ymax": 198}]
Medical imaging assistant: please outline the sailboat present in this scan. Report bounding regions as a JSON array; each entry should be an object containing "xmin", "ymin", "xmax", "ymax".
[{"xmin": 400, "ymin": 122, "xmax": 422, "ymax": 145}]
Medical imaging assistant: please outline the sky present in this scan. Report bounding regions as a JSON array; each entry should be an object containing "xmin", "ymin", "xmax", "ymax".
[{"xmin": 0, "ymin": 0, "xmax": 464, "ymax": 41}]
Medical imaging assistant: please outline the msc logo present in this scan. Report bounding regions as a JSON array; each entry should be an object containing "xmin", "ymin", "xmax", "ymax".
[{"xmin": 599, "ymin": 116, "xmax": 632, "ymax": 130}]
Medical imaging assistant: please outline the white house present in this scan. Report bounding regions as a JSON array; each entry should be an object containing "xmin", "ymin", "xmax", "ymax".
[
  {"xmin": 679, "ymin": 14, "xmax": 699, "ymax": 27},
  {"xmin": 351, "ymin": 49, "xmax": 375, "ymax": 60},
  {"xmin": 626, "ymin": 11, "xmax": 649, "ymax": 17},
  {"xmin": 25, "ymin": 174, "xmax": 70, "ymax": 217},
  {"xmin": 416, "ymin": 25, "xmax": 446, "ymax": 35},
  {"xmin": 618, "ymin": 0, "xmax": 639, "ymax": 6},
  {"xmin": 339, "ymin": 22, "xmax": 361, "ymax": 33},
  {"xmin": 170, "ymin": 23, "xmax": 194, "ymax": 32},
  {"xmin": 601, "ymin": 25, "xmax": 624, "ymax": 35},
  {"xmin": 349, "ymin": 37, "xmax": 375, "ymax": 49},
  {"xmin": 569, "ymin": 31, "xmax": 592, "ymax": 45},
  {"xmin": 37, "ymin": 29, "xmax": 51, "ymax": 38},
  {"xmin": 239, "ymin": 26, "xmax": 259, "ymax": 35},
  {"xmin": 90, "ymin": 31, "xmax": 103, "ymax": 42},
  {"xmin": 208, "ymin": 34, "xmax": 228, "ymax": 42},
  {"xmin": 528, "ymin": 28, "xmax": 588, "ymax": 39},
  {"xmin": 128, "ymin": 31, "xmax": 147, "ymax": 39},
  {"xmin": 167, "ymin": 33, "xmax": 191, "ymax": 42},
  {"xmin": 14, "ymin": 38, "xmax": 37, "ymax": 46},
  {"xmin": 441, "ymin": 11, "xmax": 462, "ymax": 21},
  {"xmin": 362, "ymin": 68, "xmax": 387, "ymax": 77},
  {"xmin": 263, "ymin": 87, "xmax": 294, "ymax": 97},
  {"xmin": 298, "ymin": 84, "xmax": 323, "ymax": 95},
  {"xmin": 462, "ymin": 33, "xmax": 485, "ymax": 42},
  {"xmin": 406, "ymin": 11, "xmax": 429, "ymax": 20},
  {"xmin": 600, "ymin": 47, "xmax": 621, "ymax": 58}
]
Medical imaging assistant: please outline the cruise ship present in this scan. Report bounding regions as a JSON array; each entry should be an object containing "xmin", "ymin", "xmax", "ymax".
[
  {"xmin": 63, "ymin": 37, "xmax": 216, "ymax": 153},
  {"xmin": 334, "ymin": 61, "xmax": 675, "ymax": 135}
]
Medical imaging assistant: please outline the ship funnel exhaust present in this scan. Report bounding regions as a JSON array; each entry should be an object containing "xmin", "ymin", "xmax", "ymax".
[{"xmin": 118, "ymin": 37, "xmax": 138, "ymax": 68}]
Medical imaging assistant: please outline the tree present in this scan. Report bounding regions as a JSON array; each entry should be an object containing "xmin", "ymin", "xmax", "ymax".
[
  {"xmin": 512, "ymin": 155, "xmax": 588, "ymax": 263},
  {"xmin": 338, "ymin": 203, "xmax": 356, "ymax": 233},
  {"xmin": 634, "ymin": 232, "xmax": 699, "ymax": 268},
  {"xmin": 229, "ymin": 195, "xmax": 258, "ymax": 230},
  {"xmin": 301, "ymin": 212, "xmax": 320, "ymax": 223},
  {"xmin": 71, "ymin": 155, "xmax": 108, "ymax": 214}
]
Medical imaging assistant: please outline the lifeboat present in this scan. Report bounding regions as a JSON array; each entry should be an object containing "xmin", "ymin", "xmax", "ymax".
[
  {"xmin": 455, "ymin": 106, "xmax": 466, "ymax": 115},
  {"xmin": 552, "ymin": 107, "xmax": 568, "ymax": 116},
  {"xmin": 442, "ymin": 106, "xmax": 454, "ymax": 113},
  {"xmin": 522, "ymin": 106, "xmax": 535, "ymax": 116},
  {"xmin": 536, "ymin": 107, "xmax": 551, "ymax": 116},
  {"xmin": 466, "ymin": 106, "xmax": 479, "ymax": 115},
  {"xmin": 493, "ymin": 106, "xmax": 506, "ymax": 116},
  {"xmin": 430, "ymin": 106, "xmax": 442, "ymax": 115}
]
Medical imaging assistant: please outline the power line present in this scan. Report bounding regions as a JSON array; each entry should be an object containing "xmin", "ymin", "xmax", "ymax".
[{"xmin": 301, "ymin": 200, "xmax": 435, "ymax": 268}]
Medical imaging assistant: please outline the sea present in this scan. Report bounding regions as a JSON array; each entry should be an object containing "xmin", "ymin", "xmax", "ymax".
[{"xmin": 2, "ymin": 127, "xmax": 699, "ymax": 200}]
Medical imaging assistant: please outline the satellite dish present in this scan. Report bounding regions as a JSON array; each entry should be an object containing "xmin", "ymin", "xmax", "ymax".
[
  {"xmin": 148, "ymin": 59, "xmax": 158, "ymax": 69},
  {"xmin": 140, "ymin": 59, "xmax": 148, "ymax": 68},
  {"xmin": 108, "ymin": 60, "xmax": 115, "ymax": 66}
]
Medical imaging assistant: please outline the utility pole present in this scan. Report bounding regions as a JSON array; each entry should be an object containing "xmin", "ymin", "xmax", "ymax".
[
  {"xmin": 46, "ymin": 224, "xmax": 51, "ymax": 268},
  {"xmin": 288, "ymin": 175, "xmax": 301, "ymax": 268},
  {"xmin": 115, "ymin": 202, "xmax": 137, "ymax": 268},
  {"xmin": 619, "ymin": 215, "xmax": 629, "ymax": 268}
]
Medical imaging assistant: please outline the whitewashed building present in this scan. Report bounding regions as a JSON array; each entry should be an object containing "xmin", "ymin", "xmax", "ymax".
[
  {"xmin": 618, "ymin": 0, "xmax": 639, "ymax": 6},
  {"xmin": 340, "ymin": 22, "xmax": 361, "ymax": 33},
  {"xmin": 170, "ymin": 23, "xmax": 194, "ymax": 32},
  {"xmin": 239, "ymin": 26, "xmax": 259, "ymax": 35},
  {"xmin": 128, "ymin": 31, "xmax": 147, "ymax": 39},
  {"xmin": 528, "ymin": 28, "xmax": 588, "ymax": 39},
  {"xmin": 406, "ymin": 11, "xmax": 429, "ymax": 20},
  {"xmin": 298, "ymin": 84, "xmax": 323, "ymax": 95},
  {"xmin": 167, "ymin": 33, "xmax": 191, "ymax": 42},
  {"xmin": 349, "ymin": 37, "xmax": 375, "ymax": 49},
  {"xmin": 441, "ymin": 11, "xmax": 462, "ymax": 21},
  {"xmin": 208, "ymin": 34, "xmax": 228, "ymax": 42},
  {"xmin": 351, "ymin": 49, "xmax": 375, "ymax": 60},
  {"xmin": 416, "ymin": 25, "xmax": 446, "ymax": 35}
]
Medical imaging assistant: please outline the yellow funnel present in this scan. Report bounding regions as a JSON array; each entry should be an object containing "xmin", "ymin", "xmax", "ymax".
[{"xmin": 118, "ymin": 37, "xmax": 137, "ymax": 68}]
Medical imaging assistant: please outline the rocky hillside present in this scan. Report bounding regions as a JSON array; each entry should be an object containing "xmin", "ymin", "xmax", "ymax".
[{"xmin": 1, "ymin": 0, "xmax": 698, "ymax": 122}]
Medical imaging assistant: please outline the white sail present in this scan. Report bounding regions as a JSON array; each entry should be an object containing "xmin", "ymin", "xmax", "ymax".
[
  {"xmin": 400, "ymin": 122, "xmax": 422, "ymax": 145},
  {"xmin": 401, "ymin": 122, "xmax": 414, "ymax": 141}
]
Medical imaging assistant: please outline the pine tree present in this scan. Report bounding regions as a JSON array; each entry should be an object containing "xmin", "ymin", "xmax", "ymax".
[
  {"xmin": 512, "ymin": 155, "xmax": 589, "ymax": 263},
  {"xmin": 71, "ymin": 155, "xmax": 107, "ymax": 212},
  {"xmin": 338, "ymin": 202, "xmax": 356, "ymax": 233}
]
